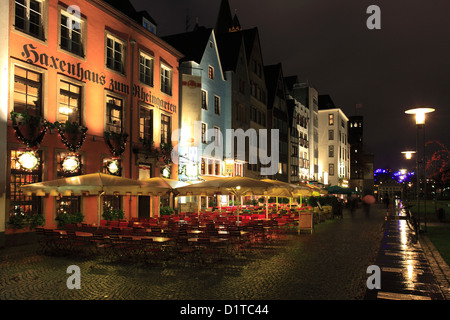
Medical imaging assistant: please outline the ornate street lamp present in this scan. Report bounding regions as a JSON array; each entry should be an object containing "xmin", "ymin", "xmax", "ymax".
[{"xmin": 405, "ymin": 107, "xmax": 435, "ymax": 232}]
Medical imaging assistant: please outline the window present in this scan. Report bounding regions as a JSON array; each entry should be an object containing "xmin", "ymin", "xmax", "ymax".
[
  {"xmin": 13, "ymin": 66, "xmax": 42, "ymax": 116},
  {"xmin": 103, "ymin": 195, "xmax": 122, "ymax": 212},
  {"xmin": 329, "ymin": 164, "xmax": 335, "ymax": 176},
  {"xmin": 60, "ymin": 11, "xmax": 84, "ymax": 57},
  {"xmin": 9, "ymin": 149, "xmax": 42, "ymax": 218},
  {"xmin": 139, "ymin": 105, "xmax": 153, "ymax": 143},
  {"xmin": 106, "ymin": 34, "xmax": 125, "ymax": 74},
  {"xmin": 214, "ymin": 96, "xmax": 220, "ymax": 115},
  {"xmin": 328, "ymin": 129, "xmax": 334, "ymax": 140},
  {"xmin": 56, "ymin": 195, "xmax": 81, "ymax": 216},
  {"xmin": 329, "ymin": 145, "xmax": 334, "ymax": 157},
  {"xmin": 57, "ymin": 151, "xmax": 82, "ymax": 177},
  {"xmin": 58, "ymin": 81, "xmax": 81, "ymax": 124},
  {"xmin": 15, "ymin": 0, "xmax": 45, "ymax": 40},
  {"xmin": 201, "ymin": 90, "xmax": 207, "ymax": 110},
  {"xmin": 201, "ymin": 122, "xmax": 207, "ymax": 144},
  {"xmin": 214, "ymin": 126, "xmax": 220, "ymax": 146},
  {"xmin": 138, "ymin": 164, "xmax": 152, "ymax": 180},
  {"xmin": 160, "ymin": 114, "xmax": 171, "ymax": 145},
  {"xmin": 160, "ymin": 63, "xmax": 172, "ymax": 95},
  {"xmin": 106, "ymin": 95, "xmax": 123, "ymax": 133},
  {"xmin": 139, "ymin": 52, "xmax": 154, "ymax": 86},
  {"xmin": 208, "ymin": 66, "xmax": 214, "ymax": 80},
  {"xmin": 328, "ymin": 114, "xmax": 334, "ymax": 125},
  {"xmin": 103, "ymin": 157, "xmax": 122, "ymax": 176}
]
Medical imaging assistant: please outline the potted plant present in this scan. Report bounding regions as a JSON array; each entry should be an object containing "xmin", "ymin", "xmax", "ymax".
[
  {"xmin": 160, "ymin": 206, "xmax": 174, "ymax": 216},
  {"xmin": 56, "ymin": 212, "xmax": 84, "ymax": 228},
  {"xmin": 102, "ymin": 208, "xmax": 125, "ymax": 221}
]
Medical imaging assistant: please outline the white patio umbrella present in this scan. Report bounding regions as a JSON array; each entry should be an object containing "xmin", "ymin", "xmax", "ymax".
[
  {"xmin": 20, "ymin": 173, "xmax": 144, "ymax": 226},
  {"xmin": 175, "ymin": 176, "xmax": 275, "ymax": 224}
]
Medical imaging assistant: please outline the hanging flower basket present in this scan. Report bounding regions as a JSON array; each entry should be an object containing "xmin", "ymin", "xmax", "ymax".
[
  {"xmin": 104, "ymin": 131, "xmax": 128, "ymax": 157},
  {"xmin": 54, "ymin": 121, "xmax": 88, "ymax": 152},
  {"xmin": 10, "ymin": 110, "xmax": 49, "ymax": 150}
]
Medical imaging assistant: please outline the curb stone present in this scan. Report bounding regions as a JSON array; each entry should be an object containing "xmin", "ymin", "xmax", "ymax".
[{"xmin": 419, "ymin": 235, "xmax": 450, "ymax": 300}]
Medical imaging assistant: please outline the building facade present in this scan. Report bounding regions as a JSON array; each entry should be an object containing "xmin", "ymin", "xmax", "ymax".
[
  {"xmin": 318, "ymin": 95, "xmax": 350, "ymax": 186},
  {"xmin": 2, "ymin": 0, "xmax": 182, "ymax": 242},
  {"xmin": 265, "ymin": 63, "xmax": 289, "ymax": 182},
  {"xmin": 163, "ymin": 27, "xmax": 231, "ymax": 182}
]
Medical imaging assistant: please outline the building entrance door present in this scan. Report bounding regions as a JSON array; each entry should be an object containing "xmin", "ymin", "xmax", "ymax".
[{"xmin": 138, "ymin": 196, "xmax": 151, "ymax": 218}]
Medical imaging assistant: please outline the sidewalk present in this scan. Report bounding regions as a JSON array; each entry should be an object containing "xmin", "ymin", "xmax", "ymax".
[{"xmin": 364, "ymin": 206, "xmax": 449, "ymax": 300}]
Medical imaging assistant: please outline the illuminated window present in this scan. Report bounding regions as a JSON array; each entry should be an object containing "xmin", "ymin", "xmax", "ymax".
[
  {"xmin": 138, "ymin": 164, "xmax": 152, "ymax": 180},
  {"xmin": 106, "ymin": 34, "xmax": 126, "ymax": 74},
  {"xmin": 160, "ymin": 114, "xmax": 171, "ymax": 145},
  {"xmin": 328, "ymin": 114, "xmax": 334, "ymax": 125},
  {"xmin": 201, "ymin": 90, "xmax": 207, "ymax": 110},
  {"xmin": 208, "ymin": 66, "xmax": 214, "ymax": 80},
  {"xmin": 9, "ymin": 149, "xmax": 42, "ymax": 218},
  {"xmin": 57, "ymin": 151, "xmax": 82, "ymax": 177},
  {"xmin": 106, "ymin": 95, "xmax": 123, "ymax": 133},
  {"xmin": 14, "ymin": 0, "xmax": 45, "ymax": 40},
  {"xmin": 139, "ymin": 105, "xmax": 153, "ymax": 144},
  {"xmin": 58, "ymin": 81, "xmax": 81, "ymax": 124},
  {"xmin": 103, "ymin": 158, "xmax": 121, "ymax": 176},
  {"xmin": 56, "ymin": 196, "xmax": 81, "ymax": 216},
  {"xmin": 139, "ymin": 52, "xmax": 154, "ymax": 86},
  {"xmin": 13, "ymin": 66, "xmax": 42, "ymax": 116},
  {"xmin": 103, "ymin": 195, "xmax": 122, "ymax": 212},
  {"xmin": 60, "ymin": 10, "xmax": 84, "ymax": 57},
  {"xmin": 160, "ymin": 63, "xmax": 172, "ymax": 95}
]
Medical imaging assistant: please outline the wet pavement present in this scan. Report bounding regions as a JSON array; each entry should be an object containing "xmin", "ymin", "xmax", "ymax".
[
  {"xmin": 364, "ymin": 209, "xmax": 448, "ymax": 300},
  {"xmin": 0, "ymin": 204, "xmax": 447, "ymax": 305}
]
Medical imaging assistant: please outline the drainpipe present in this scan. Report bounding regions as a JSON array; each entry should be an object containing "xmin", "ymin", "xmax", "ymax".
[
  {"xmin": 129, "ymin": 39, "xmax": 136, "ymax": 221},
  {"xmin": 129, "ymin": 38, "xmax": 136, "ymax": 179}
]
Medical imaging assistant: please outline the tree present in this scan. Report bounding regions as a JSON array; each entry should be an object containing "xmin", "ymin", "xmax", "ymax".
[{"xmin": 425, "ymin": 140, "xmax": 450, "ymax": 187}]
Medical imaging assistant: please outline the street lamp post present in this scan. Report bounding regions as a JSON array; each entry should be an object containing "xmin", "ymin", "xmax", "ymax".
[
  {"xmin": 402, "ymin": 150, "xmax": 418, "ymax": 227},
  {"xmin": 405, "ymin": 107, "xmax": 435, "ymax": 233}
]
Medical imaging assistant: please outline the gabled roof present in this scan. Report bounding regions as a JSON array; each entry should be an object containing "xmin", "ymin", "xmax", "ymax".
[
  {"xmin": 102, "ymin": 0, "xmax": 157, "ymax": 26},
  {"xmin": 162, "ymin": 27, "xmax": 213, "ymax": 64},
  {"xmin": 215, "ymin": 0, "xmax": 233, "ymax": 34},
  {"xmin": 264, "ymin": 63, "xmax": 284, "ymax": 109},
  {"xmin": 284, "ymin": 75, "xmax": 298, "ymax": 93},
  {"xmin": 216, "ymin": 31, "xmax": 245, "ymax": 72},
  {"xmin": 318, "ymin": 94, "xmax": 336, "ymax": 110}
]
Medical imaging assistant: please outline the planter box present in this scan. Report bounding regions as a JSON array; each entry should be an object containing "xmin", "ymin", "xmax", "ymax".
[{"xmin": 5, "ymin": 226, "xmax": 37, "ymax": 246}]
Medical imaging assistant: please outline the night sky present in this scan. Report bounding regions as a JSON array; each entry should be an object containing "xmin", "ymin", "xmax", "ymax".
[{"xmin": 130, "ymin": 0, "xmax": 450, "ymax": 172}]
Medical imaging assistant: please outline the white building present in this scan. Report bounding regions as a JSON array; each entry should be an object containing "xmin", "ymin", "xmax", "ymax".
[{"xmin": 318, "ymin": 102, "xmax": 350, "ymax": 187}]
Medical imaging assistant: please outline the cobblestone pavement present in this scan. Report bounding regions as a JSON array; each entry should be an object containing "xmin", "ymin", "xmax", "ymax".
[{"xmin": 1, "ymin": 205, "xmax": 388, "ymax": 301}]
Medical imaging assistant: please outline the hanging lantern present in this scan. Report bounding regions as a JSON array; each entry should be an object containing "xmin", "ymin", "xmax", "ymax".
[
  {"xmin": 161, "ymin": 166, "xmax": 171, "ymax": 178},
  {"xmin": 106, "ymin": 159, "xmax": 120, "ymax": 175},
  {"xmin": 62, "ymin": 154, "xmax": 81, "ymax": 173},
  {"xmin": 17, "ymin": 151, "xmax": 39, "ymax": 171}
]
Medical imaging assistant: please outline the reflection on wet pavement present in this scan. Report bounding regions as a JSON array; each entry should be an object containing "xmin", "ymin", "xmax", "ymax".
[{"xmin": 365, "ymin": 218, "xmax": 444, "ymax": 300}]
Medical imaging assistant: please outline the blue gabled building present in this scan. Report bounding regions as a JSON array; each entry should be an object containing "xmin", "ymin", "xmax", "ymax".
[{"xmin": 163, "ymin": 26, "xmax": 231, "ymax": 182}]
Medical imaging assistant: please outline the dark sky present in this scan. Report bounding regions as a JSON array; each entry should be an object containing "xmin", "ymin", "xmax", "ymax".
[{"xmin": 130, "ymin": 0, "xmax": 450, "ymax": 171}]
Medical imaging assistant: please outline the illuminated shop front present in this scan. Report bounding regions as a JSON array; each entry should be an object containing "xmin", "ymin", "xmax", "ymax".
[{"xmin": 2, "ymin": 0, "xmax": 182, "ymax": 234}]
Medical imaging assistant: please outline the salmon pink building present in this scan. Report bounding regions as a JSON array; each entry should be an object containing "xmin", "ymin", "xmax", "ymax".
[{"xmin": 0, "ymin": 0, "xmax": 183, "ymax": 246}]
